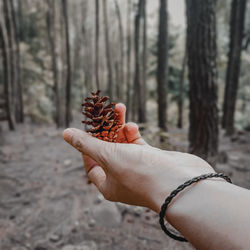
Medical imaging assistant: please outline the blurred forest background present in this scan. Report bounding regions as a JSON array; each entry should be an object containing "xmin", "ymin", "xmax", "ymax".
[
  {"xmin": 0, "ymin": 0, "xmax": 250, "ymax": 249},
  {"xmin": 0, "ymin": 0, "xmax": 250, "ymax": 162}
]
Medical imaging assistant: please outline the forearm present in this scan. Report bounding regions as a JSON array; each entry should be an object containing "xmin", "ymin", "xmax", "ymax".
[{"xmin": 154, "ymin": 180, "xmax": 250, "ymax": 249}]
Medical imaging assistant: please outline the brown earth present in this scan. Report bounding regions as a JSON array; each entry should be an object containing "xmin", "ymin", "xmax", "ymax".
[{"xmin": 0, "ymin": 118, "xmax": 250, "ymax": 250}]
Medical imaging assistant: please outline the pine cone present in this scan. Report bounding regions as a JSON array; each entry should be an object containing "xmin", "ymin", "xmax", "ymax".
[{"xmin": 82, "ymin": 90, "xmax": 122, "ymax": 142}]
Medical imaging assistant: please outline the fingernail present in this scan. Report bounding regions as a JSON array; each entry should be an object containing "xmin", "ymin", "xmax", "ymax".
[{"xmin": 63, "ymin": 128, "xmax": 74, "ymax": 143}]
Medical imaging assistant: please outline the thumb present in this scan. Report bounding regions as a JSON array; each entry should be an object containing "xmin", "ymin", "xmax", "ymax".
[{"xmin": 63, "ymin": 128, "xmax": 113, "ymax": 163}]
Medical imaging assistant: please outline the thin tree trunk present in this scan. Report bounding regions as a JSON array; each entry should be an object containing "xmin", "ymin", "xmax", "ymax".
[
  {"xmin": 177, "ymin": 44, "xmax": 187, "ymax": 129},
  {"xmin": 0, "ymin": 18, "xmax": 15, "ymax": 130},
  {"xmin": 17, "ymin": 0, "xmax": 24, "ymax": 123},
  {"xmin": 9, "ymin": 0, "xmax": 23, "ymax": 123},
  {"xmin": 103, "ymin": 0, "xmax": 114, "ymax": 99},
  {"xmin": 114, "ymin": 0, "xmax": 124, "ymax": 101},
  {"xmin": 186, "ymin": 0, "xmax": 218, "ymax": 165},
  {"xmin": 126, "ymin": 0, "xmax": 132, "ymax": 121},
  {"xmin": 81, "ymin": 0, "xmax": 93, "ymax": 93},
  {"xmin": 72, "ymin": 4, "xmax": 82, "ymax": 88},
  {"xmin": 115, "ymin": 61, "xmax": 120, "ymax": 98},
  {"xmin": 47, "ymin": 0, "xmax": 62, "ymax": 128},
  {"xmin": 95, "ymin": 0, "xmax": 100, "ymax": 90},
  {"xmin": 141, "ymin": 0, "xmax": 147, "ymax": 123},
  {"xmin": 133, "ymin": 0, "xmax": 143, "ymax": 122},
  {"xmin": 3, "ymin": 0, "xmax": 16, "ymax": 122},
  {"xmin": 157, "ymin": 0, "xmax": 168, "ymax": 131},
  {"xmin": 62, "ymin": 0, "xmax": 72, "ymax": 127},
  {"xmin": 222, "ymin": 0, "xmax": 247, "ymax": 135}
]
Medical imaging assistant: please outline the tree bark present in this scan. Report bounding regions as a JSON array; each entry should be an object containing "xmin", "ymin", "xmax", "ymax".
[
  {"xmin": 141, "ymin": 0, "xmax": 147, "ymax": 123},
  {"xmin": 3, "ymin": 0, "xmax": 17, "ymax": 122},
  {"xmin": 157, "ymin": 0, "xmax": 168, "ymax": 131},
  {"xmin": 62, "ymin": 0, "xmax": 72, "ymax": 127},
  {"xmin": 126, "ymin": 0, "xmax": 132, "ymax": 121},
  {"xmin": 72, "ymin": 3, "xmax": 82, "ymax": 89},
  {"xmin": 47, "ymin": 0, "xmax": 62, "ymax": 128},
  {"xmin": 9, "ymin": 0, "xmax": 23, "ymax": 123},
  {"xmin": 81, "ymin": 1, "xmax": 93, "ymax": 94},
  {"xmin": 0, "ymin": 17, "xmax": 15, "ymax": 130},
  {"xmin": 222, "ymin": 0, "xmax": 247, "ymax": 135},
  {"xmin": 95, "ymin": 0, "xmax": 100, "ymax": 90},
  {"xmin": 186, "ymin": 0, "xmax": 218, "ymax": 165},
  {"xmin": 133, "ymin": 0, "xmax": 144, "ymax": 123},
  {"xmin": 115, "ymin": 61, "xmax": 120, "ymax": 99},
  {"xmin": 177, "ymin": 44, "xmax": 187, "ymax": 129},
  {"xmin": 103, "ymin": 0, "xmax": 114, "ymax": 99},
  {"xmin": 114, "ymin": 0, "xmax": 124, "ymax": 101}
]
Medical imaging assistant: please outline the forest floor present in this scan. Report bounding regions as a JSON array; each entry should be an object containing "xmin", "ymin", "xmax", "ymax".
[{"xmin": 0, "ymin": 117, "xmax": 250, "ymax": 250}]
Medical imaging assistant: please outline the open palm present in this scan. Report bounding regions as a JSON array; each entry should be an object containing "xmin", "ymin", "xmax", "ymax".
[{"xmin": 82, "ymin": 103, "xmax": 147, "ymax": 178}]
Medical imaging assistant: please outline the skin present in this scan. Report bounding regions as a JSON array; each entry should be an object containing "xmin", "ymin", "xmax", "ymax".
[{"xmin": 63, "ymin": 103, "xmax": 250, "ymax": 250}]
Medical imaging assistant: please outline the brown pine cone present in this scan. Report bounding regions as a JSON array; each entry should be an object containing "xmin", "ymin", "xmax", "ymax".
[{"xmin": 82, "ymin": 90, "xmax": 122, "ymax": 142}]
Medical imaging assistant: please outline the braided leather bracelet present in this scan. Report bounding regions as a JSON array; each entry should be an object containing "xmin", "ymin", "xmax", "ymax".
[{"xmin": 159, "ymin": 173, "xmax": 232, "ymax": 242}]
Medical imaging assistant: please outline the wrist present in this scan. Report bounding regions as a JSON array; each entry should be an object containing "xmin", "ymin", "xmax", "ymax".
[
  {"xmin": 152, "ymin": 175, "xmax": 226, "ymax": 215},
  {"xmin": 157, "ymin": 177, "xmax": 230, "ymax": 239},
  {"xmin": 148, "ymin": 153, "xmax": 216, "ymax": 213},
  {"xmin": 149, "ymin": 174, "xmax": 209, "ymax": 214}
]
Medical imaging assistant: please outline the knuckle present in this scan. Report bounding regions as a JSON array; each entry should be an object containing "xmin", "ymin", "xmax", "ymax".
[{"xmin": 74, "ymin": 138, "xmax": 84, "ymax": 152}]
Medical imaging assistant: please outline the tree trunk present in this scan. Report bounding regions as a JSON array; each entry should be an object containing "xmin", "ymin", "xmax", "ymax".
[
  {"xmin": 62, "ymin": 0, "xmax": 72, "ymax": 127},
  {"xmin": 141, "ymin": 0, "xmax": 147, "ymax": 123},
  {"xmin": 222, "ymin": 0, "xmax": 247, "ymax": 135},
  {"xmin": 72, "ymin": 3, "xmax": 83, "ymax": 90},
  {"xmin": 47, "ymin": 0, "xmax": 62, "ymax": 128},
  {"xmin": 103, "ymin": 0, "xmax": 114, "ymax": 99},
  {"xmin": 17, "ymin": 0, "xmax": 24, "ymax": 123},
  {"xmin": 3, "ymin": 0, "xmax": 17, "ymax": 123},
  {"xmin": 126, "ymin": 0, "xmax": 132, "ymax": 121},
  {"xmin": 114, "ymin": 0, "xmax": 124, "ymax": 101},
  {"xmin": 0, "ymin": 17, "xmax": 15, "ymax": 130},
  {"xmin": 95, "ymin": 0, "xmax": 100, "ymax": 90},
  {"xmin": 133, "ymin": 0, "xmax": 144, "ymax": 123},
  {"xmin": 157, "ymin": 0, "xmax": 168, "ymax": 131},
  {"xmin": 177, "ymin": 44, "xmax": 187, "ymax": 129},
  {"xmin": 186, "ymin": 0, "xmax": 218, "ymax": 165},
  {"xmin": 9, "ymin": 0, "xmax": 23, "ymax": 123},
  {"xmin": 115, "ymin": 61, "xmax": 120, "ymax": 99},
  {"xmin": 81, "ymin": 1, "xmax": 93, "ymax": 94}
]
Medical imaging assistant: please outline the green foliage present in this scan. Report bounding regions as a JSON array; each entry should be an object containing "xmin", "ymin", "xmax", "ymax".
[
  {"xmin": 168, "ymin": 64, "xmax": 187, "ymax": 103},
  {"xmin": 149, "ymin": 32, "xmax": 188, "ymax": 102},
  {"xmin": 18, "ymin": 4, "xmax": 54, "ymax": 122},
  {"xmin": 243, "ymin": 123, "xmax": 250, "ymax": 132},
  {"xmin": 19, "ymin": 12, "xmax": 39, "ymax": 44}
]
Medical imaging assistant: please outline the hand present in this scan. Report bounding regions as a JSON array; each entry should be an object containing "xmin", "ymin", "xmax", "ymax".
[
  {"xmin": 82, "ymin": 103, "xmax": 148, "ymax": 184},
  {"xmin": 63, "ymin": 104, "xmax": 214, "ymax": 213}
]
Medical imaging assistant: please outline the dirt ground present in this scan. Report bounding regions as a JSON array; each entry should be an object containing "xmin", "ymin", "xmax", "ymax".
[{"xmin": 0, "ymin": 118, "xmax": 250, "ymax": 250}]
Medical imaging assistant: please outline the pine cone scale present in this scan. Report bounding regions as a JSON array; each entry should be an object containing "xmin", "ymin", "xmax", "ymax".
[{"xmin": 82, "ymin": 90, "xmax": 122, "ymax": 142}]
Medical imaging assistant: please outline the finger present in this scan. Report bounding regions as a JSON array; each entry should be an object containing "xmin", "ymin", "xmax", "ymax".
[
  {"xmin": 115, "ymin": 103, "xmax": 126, "ymax": 125},
  {"xmin": 124, "ymin": 122, "xmax": 148, "ymax": 145},
  {"xmin": 87, "ymin": 165, "xmax": 106, "ymax": 192},
  {"xmin": 63, "ymin": 128, "xmax": 114, "ymax": 164}
]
